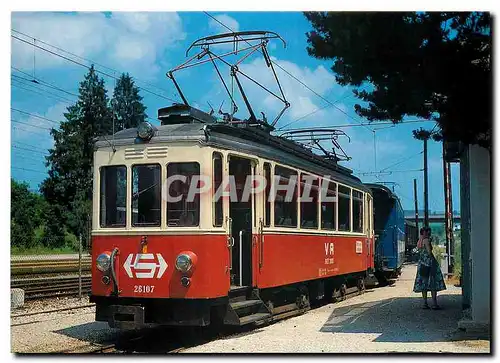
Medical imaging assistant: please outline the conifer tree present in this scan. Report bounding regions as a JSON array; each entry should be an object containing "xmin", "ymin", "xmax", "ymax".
[
  {"xmin": 41, "ymin": 65, "xmax": 112, "ymax": 246},
  {"xmin": 304, "ymin": 12, "xmax": 491, "ymax": 148},
  {"xmin": 111, "ymin": 73, "xmax": 147, "ymax": 130}
]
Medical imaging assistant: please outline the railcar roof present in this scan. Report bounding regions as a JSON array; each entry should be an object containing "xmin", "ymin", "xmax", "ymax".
[
  {"xmin": 365, "ymin": 183, "xmax": 396, "ymax": 197},
  {"xmin": 366, "ymin": 183, "xmax": 404, "ymax": 209},
  {"xmin": 95, "ymin": 121, "xmax": 370, "ymax": 192}
]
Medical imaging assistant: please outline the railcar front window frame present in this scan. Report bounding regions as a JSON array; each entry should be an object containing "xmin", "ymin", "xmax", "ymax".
[
  {"xmin": 131, "ymin": 163, "xmax": 162, "ymax": 227},
  {"xmin": 100, "ymin": 165, "xmax": 127, "ymax": 228}
]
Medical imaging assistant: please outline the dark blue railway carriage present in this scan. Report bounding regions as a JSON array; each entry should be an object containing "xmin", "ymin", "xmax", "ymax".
[{"xmin": 365, "ymin": 184, "xmax": 406, "ymax": 283}]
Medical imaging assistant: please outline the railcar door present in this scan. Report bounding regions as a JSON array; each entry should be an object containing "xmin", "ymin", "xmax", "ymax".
[
  {"xmin": 228, "ymin": 156, "xmax": 254, "ymax": 287},
  {"xmin": 366, "ymin": 194, "xmax": 373, "ymax": 271}
]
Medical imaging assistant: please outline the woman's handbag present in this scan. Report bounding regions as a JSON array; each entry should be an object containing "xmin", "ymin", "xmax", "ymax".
[{"xmin": 419, "ymin": 263, "xmax": 431, "ymax": 278}]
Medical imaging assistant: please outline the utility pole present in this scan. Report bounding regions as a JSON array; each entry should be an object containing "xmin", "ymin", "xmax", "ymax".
[
  {"xmin": 413, "ymin": 178, "xmax": 419, "ymax": 233},
  {"xmin": 443, "ymin": 142, "xmax": 451, "ymax": 275},
  {"xmin": 423, "ymin": 137, "xmax": 429, "ymax": 227},
  {"xmin": 413, "ymin": 128, "xmax": 432, "ymax": 228},
  {"xmin": 78, "ymin": 234, "xmax": 82, "ymax": 299},
  {"xmin": 448, "ymin": 161, "xmax": 455, "ymax": 273}
]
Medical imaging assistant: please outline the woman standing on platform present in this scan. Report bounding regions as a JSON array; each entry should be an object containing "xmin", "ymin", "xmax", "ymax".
[{"xmin": 413, "ymin": 227, "xmax": 446, "ymax": 309}]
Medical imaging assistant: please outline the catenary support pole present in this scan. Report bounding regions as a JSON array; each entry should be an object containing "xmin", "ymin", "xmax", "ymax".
[
  {"xmin": 443, "ymin": 142, "xmax": 451, "ymax": 274},
  {"xmin": 448, "ymin": 161, "xmax": 455, "ymax": 273},
  {"xmin": 413, "ymin": 178, "xmax": 419, "ymax": 234},
  {"xmin": 423, "ymin": 138, "xmax": 429, "ymax": 227}
]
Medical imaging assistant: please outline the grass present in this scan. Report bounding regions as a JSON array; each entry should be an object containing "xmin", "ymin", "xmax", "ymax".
[{"xmin": 11, "ymin": 245, "xmax": 78, "ymax": 256}]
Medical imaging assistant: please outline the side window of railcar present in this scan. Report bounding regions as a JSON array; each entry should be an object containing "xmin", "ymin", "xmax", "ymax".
[
  {"xmin": 167, "ymin": 162, "xmax": 200, "ymax": 227},
  {"xmin": 100, "ymin": 165, "xmax": 127, "ymax": 227},
  {"xmin": 274, "ymin": 166, "xmax": 298, "ymax": 228},
  {"xmin": 338, "ymin": 185, "xmax": 351, "ymax": 232},
  {"xmin": 132, "ymin": 164, "xmax": 161, "ymax": 227},
  {"xmin": 352, "ymin": 190, "xmax": 364, "ymax": 233},
  {"xmin": 263, "ymin": 163, "xmax": 271, "ymax": 227},
  {"xmin": 213, "ymin": 153, "xmax": 223, "ymax": 227},
  {"xmin": 300, "ymin": 173, "xmax": 319, "ymax": 229},
  {"xmin": 321, "ymin": 180, "xmax": 337, "ymax": 230}
]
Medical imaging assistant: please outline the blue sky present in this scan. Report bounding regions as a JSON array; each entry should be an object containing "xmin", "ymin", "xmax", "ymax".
[{"xmin": 10, "ymin": 11, "xmax": 460, "ymax": 212}]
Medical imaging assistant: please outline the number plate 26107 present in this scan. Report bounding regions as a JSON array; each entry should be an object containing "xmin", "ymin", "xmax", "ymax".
[{"xmin": 134, "ymin": 285, "xmax": 155, "ymax": 293}]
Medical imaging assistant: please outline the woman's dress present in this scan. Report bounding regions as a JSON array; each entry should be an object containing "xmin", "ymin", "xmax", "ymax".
[{"xmin": 413, "ymin": 240, "xmax": 446, "ymax": 293}]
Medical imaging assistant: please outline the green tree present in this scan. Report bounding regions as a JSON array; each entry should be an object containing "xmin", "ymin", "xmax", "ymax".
[
  {"xmin": 304, "ymin": 12, "xmax": 492, "ymax": 148},
  {"xmin": 41, "ymin": 65, "xmax": 113, "ymax": 246},
  {"xmin": 111, "ymin": 73, "xmax": 147, "ymax": 130},
  {"xmin": 11, "ymin": 179, "xmax": 46, "ymax": 248}
]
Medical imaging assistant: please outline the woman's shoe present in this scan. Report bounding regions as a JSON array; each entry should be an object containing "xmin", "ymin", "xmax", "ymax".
[
  {"xmin": 422, "ymin": 303, "xmax": 430, "ymax": 309},
  {"xmin": 431, "ymin": 305, "xmax": 442, "ymax": 310}
]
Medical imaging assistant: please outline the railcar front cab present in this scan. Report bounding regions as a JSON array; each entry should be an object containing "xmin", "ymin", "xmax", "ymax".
[
  {"xmin": 91, "ymin": 105, "xmax": 375, "ymax": 328},
  {"xmin": 90, "ymin": 111, "xmax": 227, "ymax": 328}
]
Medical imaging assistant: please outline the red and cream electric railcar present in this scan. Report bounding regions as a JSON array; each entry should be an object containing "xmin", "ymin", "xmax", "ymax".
[{"xmin": 90, "ymin": 104, "xmax": 374, "ymax": 328}]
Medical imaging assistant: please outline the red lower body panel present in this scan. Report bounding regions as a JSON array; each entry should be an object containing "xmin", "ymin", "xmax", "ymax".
[
  {"xmin": 91, "ymin": 232, "xmax": 373, "ymax": 300},
  {"xmin": 91, "ymin": 234, "xmax": 229, "ymax": 299},
  {"xmin": 255, "ymin": 233, "xmax": 373, "ymax": 289}
]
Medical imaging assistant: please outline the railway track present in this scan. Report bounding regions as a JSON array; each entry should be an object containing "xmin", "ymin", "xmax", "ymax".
[
  {"xmin": 11, "ymin": 258, "xmax": 91, "ymax": 275},
  {"xmin": 12, "ymin": 275, "xmax": 92, "ymax": 299},
  {"xmin": 11, "ymin": 256, "xmax": 92, "ymax": 299},
  {"xmin": 78, "ymin": 282, "xmax": 375, "ymax": 354}
]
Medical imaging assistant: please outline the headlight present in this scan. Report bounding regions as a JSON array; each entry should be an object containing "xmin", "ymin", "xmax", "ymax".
[
  {"xmin": 137, "ymin": 122, "xmax": 154, "ymax": 140},
  {"xmin": 175, "ymin": 254, "xmax": 193, "ymax": 273},
  {"xmin": 96, "ymin": 253, "xmax": 111, "ymax": 272}
]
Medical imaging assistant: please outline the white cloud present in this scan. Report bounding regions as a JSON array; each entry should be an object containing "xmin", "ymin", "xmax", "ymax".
[
  {"xmin": 11, "ymin": 102, "xmax": 67, "ymax": 153},
  {"xmin": 208, "ymin": 14, "xmax": 240, "ymax": 34},
  {"xmin": 11, "ymin": 12, "xmax": 186, "ymax": 78},
  {"xmin": 205, "ymin": 14, "xmax": 241, "ymax": 53}
]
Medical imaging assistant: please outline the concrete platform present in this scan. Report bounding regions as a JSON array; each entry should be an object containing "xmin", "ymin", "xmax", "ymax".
[{"xmin": 186, "ymin": 264, "xmax": 490, "ymax": 353}]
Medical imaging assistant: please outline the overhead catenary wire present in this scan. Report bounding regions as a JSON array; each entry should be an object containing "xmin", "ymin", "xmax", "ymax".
[
  {"xmin": 11, "ymin": 152, "xmax": 49, "ymax": 166},
  {"xmin": 203, "ymin": 12, "xmax": 443, "ymax": 183},
  {"xmin": 11, "ymin": 34, "xmax": 180, "ymax": 104},
  {"xmin": 14, "ymin": 140, "xmax": 50, "ymax": 152},
  {"xmin": 11, "ymin": 119, "xmax": 53, "ymax": 131},
  {"xmin": 12, "ymin": 28, "xmax": 177, "ymax": 99},
  {"xmin": 12, "ymin": 144, "xmax": 49, "ymax": 155},
  {"xmin": 11, "ymin": 108, "xmax": 60, "ymax": 125},
  {"xmin": 429, "ymin": 122, "xmax": 440, "ymax": 135},
  {"xmin": 277, "ymin": 89, "xmax": 360, "ymax": 131},
  {"xmin": 12, "ymin": 125, "xmax": 50, "ymax": 136},
  {"xmin": 12, "ymin": 166, "xmax": 48, "ymax": 175},
  {"xmin": 379, "ymin": 151, "xmax": 424, "ymax": 172},
  {"xmin": 13, "ymin": 74, "xmax": 160, "ymax": 126},
  {"xmin": 203, "ymin": 11, "xmax": 374, "ymax": 133},
  {"xmin": 11, "ymin": 69, "xmax": 79, "ymax": 98},
  {"xmin": 11, "ymin": 152, "xmax": 47, "ymax": 164},
  {"xmin": 11, "ymin": 78, "xmax": 75, "ymax": 105},
  {"xmin": 279, "ymin": 119, "xmax": 435, "ymax": 134},
  {"xmin": 357, "ymin": 168, "xmax": 424, "ymax": 176},
  {"xmin": 393, "ymin": 184, "xmax": 415, "ymax": 203}
]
